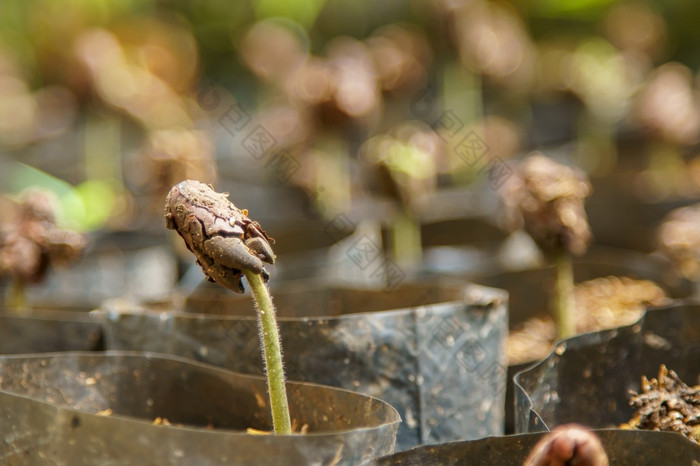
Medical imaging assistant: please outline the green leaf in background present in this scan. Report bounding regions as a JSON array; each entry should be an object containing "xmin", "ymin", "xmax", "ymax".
[
  {"xmin": 385, "ymin": 141, "xmax": 435, "ymax": 180},
  {"xmin": 3, "ymin": 161, "xmax": 116, "ymax": 232},
  {"xmin": 71, "ymin": 179, "xmax": 117, "ymax": 231},
  {"xmin": 252, "ymin": 0, "xmax": 326, "ymax": 28},
  {"xmin": 531, "ymin": 0, "xmax": 618, "ymax": 19}
]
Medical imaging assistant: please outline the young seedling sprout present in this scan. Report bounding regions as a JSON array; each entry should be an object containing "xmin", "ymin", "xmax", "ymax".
[
  {"xmin": 504, "ymin": 154, "xmax": 592, "ymax": 339},
  {"xmin": 0, "ymin": 190, "xmax": 86, "ymax": 310},
  {"xmin": 363, "ymin": 122, "xmax": 443, "ymax": 268},
  {"xmin": 164, "ymin": 180, "xmax": 291, "ymax": 434}
]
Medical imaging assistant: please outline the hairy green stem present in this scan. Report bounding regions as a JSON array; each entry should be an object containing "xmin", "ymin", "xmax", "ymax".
[
  {"xmin": 243, "ymin": 270, "xmax": 292, "ymax": 435},
  {"xmin": 554, "ymin": 250, "xmax": 576, "ymax": 339}
]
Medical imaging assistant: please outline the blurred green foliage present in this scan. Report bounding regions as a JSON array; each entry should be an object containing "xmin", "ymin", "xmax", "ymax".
[{"xmin": 2, "ymin": 0, "xmax": 700, "ymax": 232}]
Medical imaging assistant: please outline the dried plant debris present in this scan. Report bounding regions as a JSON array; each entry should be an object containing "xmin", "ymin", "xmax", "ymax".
[
  {"xmin": 523, "ymin": 424, "xmax": 609, "ymax": 466},
  {"xmin": 164, "ymin": 180, "xmax": 275, "ymax": 293},
  {"xmin": 507, "ymin": 277, "xmax": 668, "ymax": 365},
  {"xmin": 503, "ymin": 153, "xmax": 592, "ymax": 257},
  {"xmin": 0, "ymin": 190, "xmax": 86, "ymax": 284},
  {"xmin": 152, "ymin": 417, "xmax": 173, "ymax": 426},
  {"xmin": 622, "ymin": 365, "xmax": 700, "ymax": 443}
]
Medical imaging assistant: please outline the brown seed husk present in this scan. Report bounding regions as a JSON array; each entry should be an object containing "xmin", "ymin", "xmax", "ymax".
[{"xmin": 164, "ymin": 180, "xmax": 275, "ymax": 293}]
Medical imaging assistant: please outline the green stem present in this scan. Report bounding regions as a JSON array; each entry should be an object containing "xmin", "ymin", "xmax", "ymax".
[
  {"xmin": 392, "ymin": 209, "xmax": 422, "ymax": 268},
  {"xmin": 243, "ymin": 270, "xmax": 292, "ymax": 435},
  {"xmin": 554, "ymin": 250, "xmax": 576, "ymax": 339},
  {"xmin": 8, "ymin": 279, "xmax": 27, "ymax": 312},
  {"xmin": 442, "ymin": 63, "xmax": 483, "ymax": 185},
  {"xmin": 576, "ymin": 110, "xmax": 617, "ymax": 176}
]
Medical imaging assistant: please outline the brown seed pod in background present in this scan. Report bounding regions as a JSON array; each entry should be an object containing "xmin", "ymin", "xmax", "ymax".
[
  {"xmin": 0, "ymin": 190, "xmax": 86, "ymax": 284},
  {"xmin": 0, "ymin": 234, "xmax": 46, "ymax": 284},
  {"xmin": 634, "ymin": 63, "xmax": 700, "ymax": 146},
  {"xmin": 656, "ymin": 203, "xmax": 700, "ymax": 280},
  {"xmin": 239, "ymin": 20, "xmax": 308, "ymax": 84},
  {"xmin": 503, "ymin": 154, "xmax": 592, "ymax": 257},
  {"xmin": 136, "ymin": 128, "xmax": 217, "ymax": 199},
  {"xmin": 450, "ymin": 0, "xmax": 535, "ymax": 90},
  {"xmin": 366, "ymin": 24, "xmax": 432, "ymax": 96},
  {"xmin": 164, "ymin": 180, "xmax": 275, "ymax": 293}
]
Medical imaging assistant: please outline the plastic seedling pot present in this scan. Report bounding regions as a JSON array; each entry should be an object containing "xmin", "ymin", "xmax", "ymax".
[
  {"xmin": 0, "ymin": 351, "xmax": 400, "ymax": 465},
  {"xmin": 372, "ymin": 429, "xmax": 700, "ymax": 465},
  {"xmin": 587, "ymin": 172, "xmax": 700, "ymax": 252},
  {"xmin": 0, "ymin": 308, "xmax": 103, "ymax": 353},
  {"xmin": 96, "ymin": 281, "xmax": 508, "ymax": 451},
  {"xmin": 514, "ymin": 301, "xmax": 700, "ymax": 434},
  {"xmin": 476, "ymin": 247, "xmax": 692, "ymax": 332},
  {"xmin": 473, "ymin": 246, "xmax": 693, "ymax": 434},
  {"xmin": 21, "ymin": 231, "xmax": 177, "ymax": 309},
  {"xmin": 381, "ymin": 186, "xmax": 508, "ymax": 251}
]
